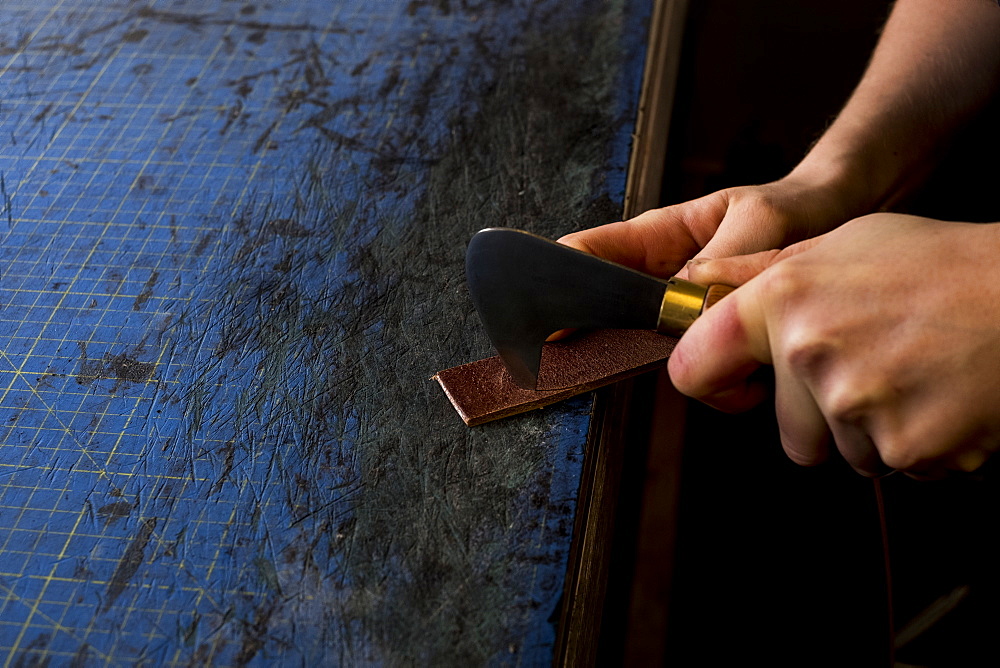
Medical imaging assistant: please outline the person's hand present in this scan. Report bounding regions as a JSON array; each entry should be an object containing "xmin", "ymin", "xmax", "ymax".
[
  {"xmin": 558, "ymin": 175, "xmax": 863, "ymax": 279},
  {"xmin": 670, "ymin": 213, "xmax": 1000, "ymax": 477}
]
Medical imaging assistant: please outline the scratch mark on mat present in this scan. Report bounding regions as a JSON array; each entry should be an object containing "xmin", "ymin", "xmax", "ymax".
[{"xmin": 101, "ymin": 518, "xmax": 157, "ymax": 613}]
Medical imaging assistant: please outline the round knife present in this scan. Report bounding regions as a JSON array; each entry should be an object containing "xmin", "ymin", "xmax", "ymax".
[{"xmin": 465, "ymin": 227, "xmax": 733, "ymax": 390}]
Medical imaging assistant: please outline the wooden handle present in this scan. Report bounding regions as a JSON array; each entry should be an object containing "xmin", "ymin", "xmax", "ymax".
[
  {"xmin": 702, "ymin": 283, "xmax": 735, "ymax": 312},
  {"xmin": 657, "ymin": 279, "xmax": 736, "ymax": 335}
]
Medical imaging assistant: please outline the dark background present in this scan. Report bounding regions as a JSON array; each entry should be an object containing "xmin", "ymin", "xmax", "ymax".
[{"xmin": 607, "ymin": 1, "xmax": 1000, "ymax": 666}]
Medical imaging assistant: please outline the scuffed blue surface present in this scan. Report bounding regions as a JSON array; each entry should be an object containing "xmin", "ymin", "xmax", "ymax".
[{"xmin": 0, "ymin": 0, "xmax": 650, "ymax": 665}]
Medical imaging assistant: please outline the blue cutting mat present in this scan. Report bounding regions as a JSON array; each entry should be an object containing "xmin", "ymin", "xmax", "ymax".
[{"xmin": 0, "ymin": 1, "xmax": 649, "ymax": 664}]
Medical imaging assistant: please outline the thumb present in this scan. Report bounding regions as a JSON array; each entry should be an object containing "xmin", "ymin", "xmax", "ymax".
[
  {"xmin": 673, "ymin": 204, "xmax": 786, "ymax": 279},
  {"xmin": 686, "ymin": 250, "xmax": 781, "ymax": 287},
  {"xmin": 686, "ymin": 235, "xmax": 825, "ymax": 287}
]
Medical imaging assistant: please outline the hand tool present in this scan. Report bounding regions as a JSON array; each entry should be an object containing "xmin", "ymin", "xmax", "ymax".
[{"xmin": 466, "ymin": 227, "xmax": 733, "ymax": 390}]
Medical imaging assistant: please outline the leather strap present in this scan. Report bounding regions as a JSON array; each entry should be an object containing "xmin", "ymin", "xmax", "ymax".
[{"xmin": 435, "ymin": 329, "xmax": 677, "ymax": 425}]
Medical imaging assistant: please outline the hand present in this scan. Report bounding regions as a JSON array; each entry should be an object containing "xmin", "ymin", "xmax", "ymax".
[
  {"xmin": 558, "ymin": 176, "xmax": 862, "ymax": 279},
  {"xmin": 671, "ymin": 213, "xmax": 1000, "ymax": 477}
]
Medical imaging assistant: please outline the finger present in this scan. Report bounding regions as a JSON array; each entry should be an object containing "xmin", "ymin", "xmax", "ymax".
[
  {"xmin": 686, "ymin": 250, "xmax": 782, "ymax": 287},
  {"xmin": 558, "ymin": 206, "xmax": 703, "ymax": 277},
  {"xmin": 696, "ymin": 375, "xmax": 771, "ymax": 413},
  {"xmin": 684, "ymin": 197, "xmax": 831, "ymax": 263},
  {"xmin": 686, "ymin": 235, "xmax": 828, "ymax": 286},
  {"xmin": 951, "ymin": 449, "xmax": 991, "ymax": 474},
  {"xmin": 898, "ymin": 452, "xmax": 984, "ymax": 480},
  {"xmin": 668, "ymin": 289, "xmax": 767, "ymax": 410},
  {"xmin": 826, "ymin": 420, "xmax": 890, "ymax": 477},
  {"xmin": 677, "ymin": 272, "xmax": 831, "ymax": 466},
  {"xmin": 685, "ymin": 213, "xmax": 778, "ymax": 266},
  {"xmin": 880, "ymin": 409, "xmax": 996, "ymax": 478},
  {"xmin": 773, "ymin": 355, "xmax": 832, "ymax": 467}
]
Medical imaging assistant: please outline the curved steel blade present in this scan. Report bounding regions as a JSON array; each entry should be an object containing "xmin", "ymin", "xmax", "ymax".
[{"xmin": 465, "ymin": 228, "xmax": 668, "ymax": 389}]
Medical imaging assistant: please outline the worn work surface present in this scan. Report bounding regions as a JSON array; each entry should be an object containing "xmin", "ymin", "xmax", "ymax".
[{"xmin": 0, "ymin": 0, "xmax": 650, "ymax": 665}]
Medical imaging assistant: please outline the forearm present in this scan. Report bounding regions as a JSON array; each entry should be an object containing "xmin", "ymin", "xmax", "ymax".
[{"xmin": 789, "ymin": 0, "xmax": 1000, "ymax": 216}]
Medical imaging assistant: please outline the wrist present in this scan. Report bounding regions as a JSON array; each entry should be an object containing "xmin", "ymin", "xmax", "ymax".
[
  {"xmin": 757, "ymin": 154, "xmax": 881, "ymax": 241},
  {"xmin": 785, "ymin": 147, "xmax": 885, "ymax": 221}
]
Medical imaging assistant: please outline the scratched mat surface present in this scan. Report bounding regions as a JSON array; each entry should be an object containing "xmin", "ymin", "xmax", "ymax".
[{"xmin": 0, "ymin": 1, "xmax": 649, "ymax": 665}]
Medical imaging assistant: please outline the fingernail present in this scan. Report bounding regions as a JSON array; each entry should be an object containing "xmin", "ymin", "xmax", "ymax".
[{"xmin": 685, "ymin": 258, "xmax": 710, "ymax": 278}]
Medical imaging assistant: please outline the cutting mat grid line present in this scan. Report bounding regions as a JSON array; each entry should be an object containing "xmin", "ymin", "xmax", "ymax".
[{"xmin": 0, "ymin": 0, "xmax": 649, "ymax": 664}]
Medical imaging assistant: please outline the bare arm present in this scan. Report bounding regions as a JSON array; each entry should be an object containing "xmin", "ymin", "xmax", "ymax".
[
  {"xmin": 792, "ymin": 0, "xmax": 1000, "ymax": 215},
  {"xmin": 560, "ymin": 0, "xmax": 1000, "ymax": 273}
]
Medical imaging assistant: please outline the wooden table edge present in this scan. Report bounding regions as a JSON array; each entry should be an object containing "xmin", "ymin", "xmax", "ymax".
[{"xmin": 553, "ymin": 0, "xmax": 691, "ymax": 664}]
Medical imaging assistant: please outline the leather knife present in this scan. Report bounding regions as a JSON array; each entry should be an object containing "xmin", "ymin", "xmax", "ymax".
[{"xmin": 465, "ymin": 227, "xmax": 733, "ymax": 390}]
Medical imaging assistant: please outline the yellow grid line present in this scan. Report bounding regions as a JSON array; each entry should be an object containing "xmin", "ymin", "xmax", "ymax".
[
  {"xmin": 0, "ymin": 581, "xmax": 112, "ymax": 664},
  {"xmin": 2, "ymin": 485, "xmax": 86, "ymax": 667},
  {"xmin": 0, "ymin": 576, "xmax": 275, "ymax": 606},
  {"xmin": 29, "ymin": 10, "xmax": 253, "ymax": 659},
  {"xmin": 1, "ymin": 216, "xmax": 220, "ymax": 231},
  {"xmin": 0, "ymin": 465, "xmax": 207, "ymax": 481}
]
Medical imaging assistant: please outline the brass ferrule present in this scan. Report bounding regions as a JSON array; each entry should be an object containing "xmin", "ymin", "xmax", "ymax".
[{"xmin": 657, "ymin": 278, "xmax": 708, "ymax": 336}]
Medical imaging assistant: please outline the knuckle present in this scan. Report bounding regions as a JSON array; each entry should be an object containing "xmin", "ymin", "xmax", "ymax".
[
  {"xmin": 731, "ymin": 200, "xmax": 782, "ymax": 240},
  {"xmin": 954, "ymin": 450, "xmax": 988, "ymax": 473},
  {"xmin": 781, "ymin": 324, "xmax": 850, "ymax": 392},
  {"xmin": 822, "ymin": 375, "xmax": 889, "ymax": 425},
  {"xmin": 824, "ymin": 388, "xmax": 865, "ymax": 425},
  {"xmin": 730, "ymin": 189, "xmax": 779, "ymax": 217},
  {"xmin": 877, "ymin": 439, "xmax": 918, "ymax": 471},
  {"xmin": 784, "ymin": 333, "xmax": 835, "ymax": 380},
  {"xmin": 757, "ymin": 260, "xmax": 807, "ymax": 302},
  {"xmin": 845, "ymin": 212, "xmax": 887, "ymax": 227}
]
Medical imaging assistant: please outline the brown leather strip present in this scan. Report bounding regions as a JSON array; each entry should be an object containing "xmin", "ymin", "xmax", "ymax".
[{"xmin": 434, "ymin": 329, "xmax": 678, "ymax": 426}]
